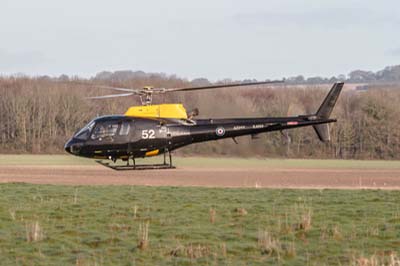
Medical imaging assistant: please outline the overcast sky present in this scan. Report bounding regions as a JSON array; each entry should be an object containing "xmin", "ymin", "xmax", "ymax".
[{"xmin": 1, "ymin": 0, "xmax": 399, "ymax": 81}]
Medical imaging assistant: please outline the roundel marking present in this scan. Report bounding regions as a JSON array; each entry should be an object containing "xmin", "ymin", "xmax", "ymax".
[{"xmin": 216, "ymin": 126, "xmax": 225, "ymax": 137}]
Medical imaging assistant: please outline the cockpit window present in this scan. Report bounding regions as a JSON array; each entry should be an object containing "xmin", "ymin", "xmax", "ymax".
[
  {"xmin": 74, "ymin": 121, "xmax": 95, "ymax": 140},
  {"xmin": 119, "ymin": 122, "xmax": 130, "ymax": 136},
  {"xmin": 91, "ymin": 122, "xmax": 119, "ymax": 140}
]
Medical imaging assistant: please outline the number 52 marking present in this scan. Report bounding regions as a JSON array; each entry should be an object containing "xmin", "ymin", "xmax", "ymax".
[{"xmin": 142, "ymin": 129, "xmax": 155, "ymax": 139}]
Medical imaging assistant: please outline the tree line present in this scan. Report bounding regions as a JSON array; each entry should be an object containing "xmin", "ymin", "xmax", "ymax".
[
  {"xmin": 285, "ymin": 65, "xmax": 400, "ymax": 84},
  {"xmin": 1, "ymin": 75, "xmax": 400, "ymax": 159},
  {"xmin": 75, "ymin": 64, "xmax": 400, "ymax": 85}
]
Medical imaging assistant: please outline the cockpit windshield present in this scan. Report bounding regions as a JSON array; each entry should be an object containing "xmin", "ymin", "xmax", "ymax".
[{"xmin": 74, "ymin": 121, "xmax": 95, "ymax": 140}]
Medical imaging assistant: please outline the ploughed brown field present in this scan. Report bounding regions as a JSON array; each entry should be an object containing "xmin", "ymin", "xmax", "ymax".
[{"xmin": 1, "ymin": 155, "xmax": 400, "ymax": 189}]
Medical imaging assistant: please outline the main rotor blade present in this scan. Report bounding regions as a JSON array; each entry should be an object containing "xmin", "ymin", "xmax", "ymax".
[
  {"xmin": 65, "ymin": 81, "xmax": 141, "ymax": 93},
  {"xmin": 165, "ymin": 80, "xmax": 284, "ymax": 92},
  {"xmin": 85, "ymin": 84, "xmax": 140, "ymax": 93},
  {"xmin": 86, "ymin": 92, "xmax": 135, "ymax": 99}
]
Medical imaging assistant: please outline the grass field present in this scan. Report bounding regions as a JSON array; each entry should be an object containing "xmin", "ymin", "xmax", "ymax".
[
  {"xmin": 1, "ymin": 154, "xmax": 400, "ymax": 169},
  {"xmin": 1, "ymin": 184, "xmax": 400, "ymax": 265}
]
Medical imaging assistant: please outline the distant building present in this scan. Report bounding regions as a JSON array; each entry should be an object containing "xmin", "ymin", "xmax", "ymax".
[{"xmin": 355, "ymin": 85, "xmax": 369, "ymax": 91}]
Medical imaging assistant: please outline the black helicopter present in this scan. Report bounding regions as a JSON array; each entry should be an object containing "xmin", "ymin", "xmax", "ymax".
[{"xmin": 64, "ymin": 81, "xmax": 343, "ymax": 170}]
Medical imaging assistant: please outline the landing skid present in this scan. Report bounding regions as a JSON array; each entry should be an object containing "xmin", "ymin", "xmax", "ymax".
[{"xmin": 95, "ymin": 151, "xmax": 175, "ymax": 171}]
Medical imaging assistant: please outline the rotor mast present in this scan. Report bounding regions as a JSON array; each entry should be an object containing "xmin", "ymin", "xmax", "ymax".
[{"xmin": 140, "ymin": 91, "xmax": 153, "ymax": 105}]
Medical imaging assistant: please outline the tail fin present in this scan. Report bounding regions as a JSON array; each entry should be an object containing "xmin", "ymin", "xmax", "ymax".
[{"xmin": 313, "ymin": 82, "xmax": 344, "ymax": 142}]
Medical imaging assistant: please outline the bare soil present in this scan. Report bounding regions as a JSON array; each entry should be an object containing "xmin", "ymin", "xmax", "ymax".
[{"xmin": 1, "ymin": 165, "xmax": 400, "ymax": 189}]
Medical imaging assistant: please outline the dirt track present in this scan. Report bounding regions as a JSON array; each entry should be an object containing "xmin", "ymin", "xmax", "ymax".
[{"xmin": 1, "ymin": 165, "xmax": 400, "ymax": 189}]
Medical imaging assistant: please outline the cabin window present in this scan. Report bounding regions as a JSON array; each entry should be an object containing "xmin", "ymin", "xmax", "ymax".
[
  {"xmin": 119, "ymin": 122, "xmax": 130, "ymax": 136},
  {"xmin": 74, "ymin": 121, "xmax": 95, "ymax": 140},
  {"xmin": 91, "ymin": 122, "xmax": 119, "ymax": 140}
]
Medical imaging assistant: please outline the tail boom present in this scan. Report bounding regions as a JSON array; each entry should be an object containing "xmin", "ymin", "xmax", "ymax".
[{"xmin": 184, "ymin": 83, "xmax": 343, "ymax": 145}]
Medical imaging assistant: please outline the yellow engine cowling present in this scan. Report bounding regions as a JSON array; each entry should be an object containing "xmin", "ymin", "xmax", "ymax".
[{"xmin": 124, "ymin": 104, "xmax": 188, "ymax": 119}]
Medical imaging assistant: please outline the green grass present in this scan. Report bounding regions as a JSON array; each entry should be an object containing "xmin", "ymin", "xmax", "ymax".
[
  {"xmin": 1, "ymin": 184, "xmax": 400, "ymax": 265},
  {"xmin": 1, "ymin": 154, "xmax": 400, "ymax": 169}
]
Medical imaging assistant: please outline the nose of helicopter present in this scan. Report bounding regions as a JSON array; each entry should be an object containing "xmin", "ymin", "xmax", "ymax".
[
  {"xmin": 64, "ymin": 138, "xmax": 82, "ymax": 155},
  {"xmin": 64, "ymin": 139, "xmax": 73, "ymax": 154}
]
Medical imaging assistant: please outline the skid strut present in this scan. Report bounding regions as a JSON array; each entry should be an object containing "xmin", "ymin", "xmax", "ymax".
[{"xmin": 95, "ymin": 151, "xmax": 175, "ymax": 171}]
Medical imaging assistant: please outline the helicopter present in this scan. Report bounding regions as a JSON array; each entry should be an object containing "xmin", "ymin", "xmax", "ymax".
[{"xmin": 64, "ymin": 81, "xmax": 343, "ymax": 170}]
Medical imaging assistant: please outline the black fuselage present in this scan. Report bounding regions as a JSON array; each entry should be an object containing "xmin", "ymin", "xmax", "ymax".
[{"xmin": 64, "ymin": 114, "xmax": 335, "ymax": 160}]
